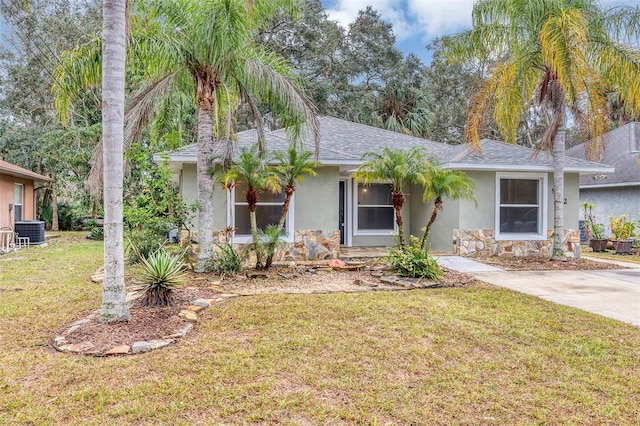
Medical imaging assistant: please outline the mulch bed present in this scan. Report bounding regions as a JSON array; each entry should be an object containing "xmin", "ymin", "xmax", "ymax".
[{"xmin": 473, "ymin": 256, "xmax": 625, "ymax": 271}]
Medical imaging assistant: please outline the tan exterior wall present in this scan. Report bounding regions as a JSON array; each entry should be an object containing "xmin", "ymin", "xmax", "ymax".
[{"xmin": 0, "ymin": 175, "xmax": 36, "ymax": 228}]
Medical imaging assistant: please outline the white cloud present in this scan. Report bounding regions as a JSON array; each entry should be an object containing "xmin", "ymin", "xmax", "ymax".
[
  {"xmin": 325, "ymin": 0, "xmax": 640, "ymax": 47},
  {"xmin": 324, "ymin": 0, "xmax": 419, "ymax": 41},
  {"xmin": 407, "ymin": 0, "xmax": 475, "ymax": 39}
]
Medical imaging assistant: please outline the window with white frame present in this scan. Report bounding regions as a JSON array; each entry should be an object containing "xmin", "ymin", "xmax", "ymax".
[
  {"xmin": 14, "ymin": 184, "xmax": 24, "ymax": 222},
  {"xmin": 355, "ymin": 183, "xmax": 394, "ymax": 233},
  {"xmin": 495, "ymin": 173, "xmax": 546, "ymax": 239},
  {"xmin": 232, "ymin": 182, "xmax": 292, "ymax": 240}
]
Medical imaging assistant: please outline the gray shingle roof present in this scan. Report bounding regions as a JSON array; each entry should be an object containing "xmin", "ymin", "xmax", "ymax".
[
  {"xmin": 160, "ymin": 116, "xmax": 612, "ymax": 173},
  {"xmin": 566, "ymin": 122, "xmax": 640, "ymax": 187}
]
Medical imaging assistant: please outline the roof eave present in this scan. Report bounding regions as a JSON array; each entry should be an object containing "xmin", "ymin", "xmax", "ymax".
[
  {"xmin": 441, "ymin": 163, "xmax": 615, "ymax": 174},
  {"xmin": 579, "ymin": 181, "xmax": 640, "ymax": 189}
]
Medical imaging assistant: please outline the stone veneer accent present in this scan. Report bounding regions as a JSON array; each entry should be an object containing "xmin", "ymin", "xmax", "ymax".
[
  {"xmin": 194, "ymin": 229, "xmax": 341, "ymax": 262},
  {"xmin": 453, "ymin": 229, "xmax": 581, "ymax": 259}
]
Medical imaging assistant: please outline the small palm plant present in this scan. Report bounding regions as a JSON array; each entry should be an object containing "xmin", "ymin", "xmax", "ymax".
[
  {"xmin": 139, "ymin": 248, "xmax": 186, "ymax": 307},
  {"xmin": 259, "ymin": 224, "xmax": 288, "ymax": 270}
]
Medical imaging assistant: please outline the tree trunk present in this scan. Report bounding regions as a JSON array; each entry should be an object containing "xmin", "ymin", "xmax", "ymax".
[
  {"xmin": 249, "ymin": 208, "xmax": 263, "ymax": 269},
  {"xmin": 551, "ymin": 107, "xmax": 567, "ymax": 261},
  {"xmin": 100, "ymin": 0, "xmax": 129, "ymax": 322},
  {"xmin": 194, "ymin": 102, "xmax": 215, "ymax": 272},
  {"xmin": 51, "ymin": 185, "xmax": 59, "ymax": 232},
  {"xmin": 277, "ymin": 185, "xmax": 295, "ymax": 232},
  {"xmin": 420, "ymin": 197, "xmax": 442, "ymax": 250},
  {"xmin": 392, "ymin": 191, "xmax": 405, "ymax": 248}
]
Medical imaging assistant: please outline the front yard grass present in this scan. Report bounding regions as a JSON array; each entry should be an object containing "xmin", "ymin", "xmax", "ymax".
[{"xmin": 1, "ymin": 233, "xmax": 639, "ymax": 425}]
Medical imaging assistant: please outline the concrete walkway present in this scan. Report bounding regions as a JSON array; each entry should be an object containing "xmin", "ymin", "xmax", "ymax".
[{"xmin": 437, "ymin": 256, "xmax": 640, "ymax": 327}]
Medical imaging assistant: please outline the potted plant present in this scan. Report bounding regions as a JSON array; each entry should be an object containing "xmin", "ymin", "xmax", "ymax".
[
  {"xmin": 580, "ymin": 202, "xmax": 608, "ymax": 252},
  {"xmin": 608, "ymin": 214, "xmax": 636, "ymax": 254},
  {"xmin": 586, "ymin": 222, "xmax": 608, "ymax": 252}
]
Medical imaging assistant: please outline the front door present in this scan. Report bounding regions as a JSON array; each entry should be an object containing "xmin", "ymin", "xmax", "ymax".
[{"xmin": 339, "ymin": 180, "xmax": 346, "ymax": 245}]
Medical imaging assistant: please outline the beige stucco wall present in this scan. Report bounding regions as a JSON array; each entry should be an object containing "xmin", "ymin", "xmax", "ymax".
[
  {"xmin": 413, "ymin": 170, "xmax": 582, "ymax": 254},
  {"xmin": 180, "ymin": 163, "xmax": 227, "ymax": 232},
  {"xmin": 295, "ymin": 166, "xmax": 339, "ymax": 230},
  {"xmin": 177, "ymin": 161, "xmax": 582, "ymax": 251},
  {"xmin": 0, "ymin": 175, "xmax": 35, "ymax": 229}
]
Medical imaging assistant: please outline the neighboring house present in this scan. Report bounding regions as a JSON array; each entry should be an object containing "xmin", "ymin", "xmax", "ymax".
[
  {"xmin": 160, "ymin": 117, "xmax": 612, "ymax": 259},
  {"xmin": 566, "ymin": 122, "xmax": 640, "ymax": 231},
  {"xmin": 0, "ymin": 159, "xmax": 50, "ymax": 229}
]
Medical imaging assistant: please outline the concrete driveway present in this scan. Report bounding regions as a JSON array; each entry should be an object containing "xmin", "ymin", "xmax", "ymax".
[{"xmin": 438, "ymin": 256, "xmax": 640, "ymax": 326}]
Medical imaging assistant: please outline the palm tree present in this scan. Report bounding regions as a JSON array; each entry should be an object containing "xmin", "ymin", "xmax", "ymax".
[
  {"xmin": 444, "ymin": 0, "xmax": 640, "ymax": 260},
  {"xmin": 272, "ymin": 148, "xmax": 318, "ymax": 232},
  {"xmin": 224, "ymin": 145, "xmax": 281, "ymax": 269},
  {"xmin": 53, "ymin": 0, "xmax": 319, "ymax": 272},
  {"xmin": 375, "ymin": 85, "xmax": 433, "ymax": 138},
  {"xmin": 419, "ymin": 166, "xmax": 476, "ymax": 250},
  {"xmin": 100, "ymin": 0, "xmax": 129, "ymax": 322},
  {"xmin": 352, "ymin": 147, "xmax": 430, "ymax": 249}
]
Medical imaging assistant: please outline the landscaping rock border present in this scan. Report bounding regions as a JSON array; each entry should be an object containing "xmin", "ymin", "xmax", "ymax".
[{"xmin": 53, "ymin": 263, "xmax": 462, "ymax": 357}]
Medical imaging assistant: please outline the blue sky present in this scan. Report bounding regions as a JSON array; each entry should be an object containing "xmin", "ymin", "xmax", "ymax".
[{"xmin": 322, "ymin": 0, "xmax": 640, "ymax": 64}]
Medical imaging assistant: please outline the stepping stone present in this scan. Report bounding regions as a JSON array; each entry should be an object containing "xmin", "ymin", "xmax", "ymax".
[
  {"xmin": 219, "ymin": 293, "xmax": 239, "ymax": 299},
  {"xmin": 193, "ymin": 299, "xmax": 212, "ymax": 308},
  {"xmin": 187, "ymin": 305, "xmax": 204, "ymax": 313},
  {"xmin": 58, "ymin": 341, "xmax": 95, "ymax": 353},
  {"xmin": 246, "ymin": 271, "xmax": 267, "ymax": 279},
  {"xmin": 178, "ymin": 310, "xmax": 199, "ymax": 323},
  {"xmin": 105, "ymin": 345, "xmax": 130, "ymax": 355}
]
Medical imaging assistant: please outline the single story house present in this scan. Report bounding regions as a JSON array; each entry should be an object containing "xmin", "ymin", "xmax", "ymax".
[
  {"xmin": 0, "ymin": 159, "xmax": 50, "ymax": 229},
  {"xmin": 566, "ymin": 122, "xmax": 640, "ymax": 230},
  {"xmin": 160, "ymin": 117, "xmax": 612, "ymax": 258}
]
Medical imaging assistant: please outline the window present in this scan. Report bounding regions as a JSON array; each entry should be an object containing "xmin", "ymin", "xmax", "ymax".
[
  {"xmin": 495, "ymin": 173, "xmax": 547, "ymax": 240},
  {"xmin": 355, "ymin": 183, "xmax": 394, "ymax": 233},
  {"xmin": 14, "ymin": 184, "xmax": 23, "ymax": 222},
  {"xmin": 232, "ymin": 182, "xmax": 292, "ymax": 241}
]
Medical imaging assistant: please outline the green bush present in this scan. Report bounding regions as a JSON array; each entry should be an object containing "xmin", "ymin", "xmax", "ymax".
[
  {"xmin": 138, "ymin": 248, "xmax": 186, "ymax": 306},
  {"xmin": 258, "ymin": 225, "xmax": 287, "ymax": 270},
  {"xmin": 125, "ymin": 227, "xmax": 166, "ymax": 264},
  {"xmin": 88, "ymin": 219, "xmax": 103, "ymax": 240},
  {"xmin": 387, "ymin": 237, "xmax": 442, "ymax": 280},
  {"xmin": 209, "ymin": 243, "xmax": 246, "ymax": 276}
]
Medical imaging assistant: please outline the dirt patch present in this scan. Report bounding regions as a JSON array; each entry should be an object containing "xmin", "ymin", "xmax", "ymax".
[{"xmin": 473, "ymin": 256, "xmax": 625, "ymax": 271}]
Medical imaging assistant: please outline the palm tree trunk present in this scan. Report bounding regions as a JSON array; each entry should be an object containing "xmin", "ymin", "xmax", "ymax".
[
  {"xmin": 249, "ymin": 209, "xmax": 263, "ymax": 269},
  {"xmin": 277, "ymin": 185, "xmax": 294, "ymax": 232},
  {"xmin": 420, "ymin": 197, "xmax": 442, "ymax": 250},
  {"xmin": 100, "ymin": 0, "xmax": 129, "ymax": 322},
  {"xmin": 392, "ymin": 191, "xmax": 405, "ymax": 248},
  {"xmin": 194, "ymin": 103, "xmax": 215, "ymax": 272},
  {"xmin": 51, "ymin": 185, "xmax": 59, "ymax": 232},
  {"xmin": 550, "ymin": 107, "xmax": 567, "ymax": 261}
]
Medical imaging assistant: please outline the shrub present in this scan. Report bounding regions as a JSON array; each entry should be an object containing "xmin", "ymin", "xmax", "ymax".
[
  {"xmin": 609, "ymin": 214, "xmax": 636, "ymax": 241},
  {"xmin": 126, "ymin": 225, "xmax": 167, "ymax": 264},
  {"xmin": 259, "ymin": 225, "xmax": 287, "ymax": 270},
  {"xmin": 139, "ymin": 248, "xmax": 186, "ymax": 306},
  {"xmin": 387, "ymin": 237, "xmax": 442, "ymax": 280},
  {"xmin": 88, "ymin": 219, "xmax": 103, "ymax": 240},
  {"xmin": 209, "ymin": 243, "xmax": 246, "ymax": 276}
]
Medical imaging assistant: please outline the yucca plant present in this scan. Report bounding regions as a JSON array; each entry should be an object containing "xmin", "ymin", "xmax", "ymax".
[{"xmin": 139, "ymin": 248, "xmax": 186, "ymax": 306}]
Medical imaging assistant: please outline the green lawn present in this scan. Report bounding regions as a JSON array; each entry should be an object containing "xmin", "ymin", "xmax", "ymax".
[{"xmin": 1, "ymin": 234, "xmax": 639, "ymax": 425}]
